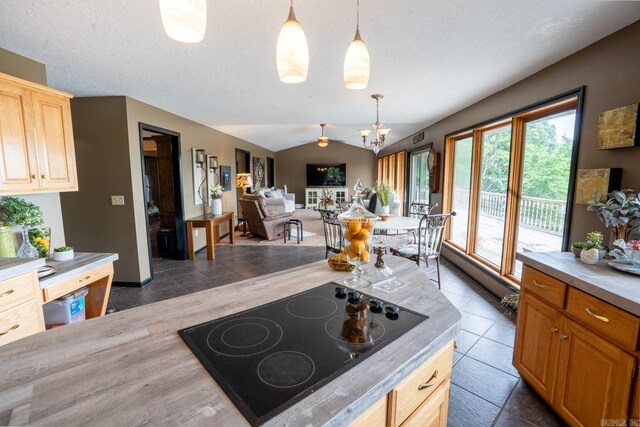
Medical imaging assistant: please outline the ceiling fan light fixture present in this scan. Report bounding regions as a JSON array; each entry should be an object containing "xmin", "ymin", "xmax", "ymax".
[
  {"xmin": 159, "ymin": 0, "xmax": 207, "ymax": 43},
  {"xmin": 276, "ymin": 1, "xmax": 309, "ymax": 84},
  {"xmin": 317, "ymin": 136, "xmax": 329, "ymax": 147},
  {"xmin": 344, "ymin": 0, "xmax": 370, "ymax": 90}
]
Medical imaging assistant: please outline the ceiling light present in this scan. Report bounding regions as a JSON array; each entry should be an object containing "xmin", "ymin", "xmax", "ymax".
[
  {"xmin": 317, "ymin": 124, "xmax": 329, "ymax": 147},
  {"xmin": 343, "ymin": 0, "xmax": 370, "ymax": 90},
  {"xmin": 360, "ymin": 94, "xmax": 390, "ymax": 154},
  {"xmin": 276, "ymin": 0, "xmax": 309, "ymax": 83},
  {"xmin": 159, "ymin": 0, "xmax": 207, "ymax": 43}
]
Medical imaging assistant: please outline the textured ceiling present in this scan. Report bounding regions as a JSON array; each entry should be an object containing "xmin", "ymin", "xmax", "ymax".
[{"xmin": 1, "ymin": 1, "xmax": 639, "ymax": 151}]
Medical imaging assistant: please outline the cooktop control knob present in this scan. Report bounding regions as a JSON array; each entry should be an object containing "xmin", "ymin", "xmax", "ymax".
[
  {"xmin": 369, "ymin": 299, "xmax": 384, "ymax": 314},
  {"xmin": 347, "ymin": 291, "xmax": 361, "ymax": 304},
  {"xmin": 334, "ymin": 287, "xmax": 347, "ymax": 299},
  {"xmin": 385, "ymin": 305, "xmax": 400, "ymax": 320}
]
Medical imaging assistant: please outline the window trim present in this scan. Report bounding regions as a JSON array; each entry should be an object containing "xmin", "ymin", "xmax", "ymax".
[{"xmin": 442, "ymin": 87, "xmax": 585, "ymax": 286}]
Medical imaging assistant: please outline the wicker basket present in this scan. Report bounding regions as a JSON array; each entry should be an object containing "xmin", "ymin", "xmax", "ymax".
[{"xmin": 327, "ymin": 249, "xmax": 355, "ymax": 272}]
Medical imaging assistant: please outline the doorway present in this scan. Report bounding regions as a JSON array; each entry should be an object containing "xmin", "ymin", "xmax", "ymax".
[
  {"xmin": 139, "ymin": 123, "xmax": 187, "ymax": 272},
  {"xmin": 235, "ymin": 148, "xmax": 251, "ymax": 226},
  {"xmin": 266, "ymin": 156, "xmax": 275, "ymax": 188}
]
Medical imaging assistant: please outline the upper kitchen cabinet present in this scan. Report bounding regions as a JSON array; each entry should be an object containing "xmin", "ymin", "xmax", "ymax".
[{"xmin": 0, "ymin": 72, "xmax": 77, "ymax": 194}]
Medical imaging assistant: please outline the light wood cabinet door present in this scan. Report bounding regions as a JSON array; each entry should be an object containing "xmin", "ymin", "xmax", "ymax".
[
  {"xmin": 350, "ymin": 395, "xmax": 387, "ymax": 427},
  {"xmin": 400, "ymin": 380, "xmax": 450, "ymax": 427},
  {"xmin": 0, "ymin": 79, "xmax": 39, "ymax": 193},
  {"xmin": 31, "ymin": 90, "xmax": 77, "ymax": 191},
  {"xmin": 554, "ymin": 317, "xmax": 635, "ymax": 427},
  {"xmin": 513, "ymin": 291, "xmax": 562, "ymax": 402}
]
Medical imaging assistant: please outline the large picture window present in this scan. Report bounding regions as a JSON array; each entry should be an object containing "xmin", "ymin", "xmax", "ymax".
[{"xmin": 443, "ymin": 94, "xmax": 580, "ymax": 285}]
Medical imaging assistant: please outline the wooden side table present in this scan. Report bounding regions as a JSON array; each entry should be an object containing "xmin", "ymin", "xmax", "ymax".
[{"xmin": 186, "ymin": 212, "xmax": 235, "ymax": 260}]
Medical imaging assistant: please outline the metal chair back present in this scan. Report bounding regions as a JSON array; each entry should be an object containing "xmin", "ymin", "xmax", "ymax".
[
  {"xmin": 417, "ymin": 212, "xmax": 455, "ymax": 289},
  {"xmin": 409, "ymin": 202, "xmax": 437, "ymax": 218},
  {"xmin": 318, "ymin": 209, "xmax": 343, "ymax": 258}
]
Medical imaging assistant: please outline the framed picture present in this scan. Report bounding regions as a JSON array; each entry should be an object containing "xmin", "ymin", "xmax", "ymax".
[
  {"xmin": 575, "ymin": 168, "xmax": 622, "ymax": 204},
  {"xmin": 252, "ymin": 157, "xmax": 265, "ymax": 190},
  {"xmin": 220, "ymin": 166, "xmax": 231, "ymax": 191},
  {"xmin": 597, "ymin": 103, "xmax": 640, "ymax": 150}
]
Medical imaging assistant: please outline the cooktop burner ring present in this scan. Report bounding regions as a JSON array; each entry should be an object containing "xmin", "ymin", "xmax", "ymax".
[
  {"xmin": 324, "ymin": 314, "xmax": 386, "ymax": 344},
  {"xmin": 207, "ymin": 317, "xmax": 283, "ymax": 357},
  {"xmin": 257, "ymin": 351, "xmax": 316, "ymax": 389},
  {"xmin": 285, "ymin": 295, "xmax": 338, "ymax": 319}
]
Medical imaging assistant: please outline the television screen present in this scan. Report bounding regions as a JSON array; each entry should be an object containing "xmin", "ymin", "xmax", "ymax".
[{"xmin": 306, "ymin": 163, "xmax": 346, "ymax": 187}]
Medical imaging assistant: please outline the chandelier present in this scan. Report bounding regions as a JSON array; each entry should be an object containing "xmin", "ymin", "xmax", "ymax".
[{"xmin": 359, "ymin": 94, "xmax": 390, "ymax": 154}]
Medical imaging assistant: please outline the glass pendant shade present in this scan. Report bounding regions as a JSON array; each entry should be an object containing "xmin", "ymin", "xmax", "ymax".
[
  {"xmin": 343, "ymin": 30, "xmax": 370, "ymax": 90},
  {"xmin": 159, "ymin": 0, "xmax": 207, "ymax": 43},
  {"xmin": 276, "ymin": 6, "xmax": 309, "ymax": 83}
]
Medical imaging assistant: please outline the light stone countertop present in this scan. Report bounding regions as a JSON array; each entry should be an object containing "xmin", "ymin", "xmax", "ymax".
[
  {"xmin": 0, "ymin": 255, "xmax": 460, "ymax": 427},
  {"xmin": 0, "ymin": 257, "xmax": 45, "ymax": 281},
  {"xmin": 517, "ymin": 251, "xmax": 640, "ymax": 316},
  {"xmin": 38, "ymin": 252, "xmax": 118, "ymax": 289}
]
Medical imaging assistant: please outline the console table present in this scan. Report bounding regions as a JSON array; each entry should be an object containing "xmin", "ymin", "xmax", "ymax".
[
  {"xmin": 305, "ymin": 187, "xmax": 348, "ymax": 209},
  {"xmin": 186, "ymin": 212, "xmax": 235, "ymax": 260}
]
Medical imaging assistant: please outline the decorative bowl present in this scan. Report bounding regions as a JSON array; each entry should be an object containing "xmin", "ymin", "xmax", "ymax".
[{"xmin": 53, "ymin": 249, "xmax": 74, "ymax": 261}]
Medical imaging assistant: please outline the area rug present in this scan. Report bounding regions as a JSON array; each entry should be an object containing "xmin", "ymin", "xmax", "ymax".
[{"xmin": 223, "ymin": 209, "xmax": 326, "ymax": 247}]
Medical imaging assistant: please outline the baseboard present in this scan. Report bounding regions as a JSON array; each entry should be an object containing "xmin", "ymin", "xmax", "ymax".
[{"xmin": 113, "ymin": 276, "xmax": 154, "ymax": 288}]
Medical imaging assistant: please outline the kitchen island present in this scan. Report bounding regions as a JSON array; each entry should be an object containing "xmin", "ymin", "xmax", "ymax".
[{"xmin": 0, "ymin": 255, "xmax": 460, "ymax": 426}]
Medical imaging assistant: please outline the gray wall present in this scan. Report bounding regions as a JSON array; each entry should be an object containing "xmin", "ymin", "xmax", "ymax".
[
  {"xmin": 275, "ymin": 142, "xmax": 377, "ymax": 204},
  {"xmin": 379, "ymin": 20, "xmax": 640, "ymax": 297}
]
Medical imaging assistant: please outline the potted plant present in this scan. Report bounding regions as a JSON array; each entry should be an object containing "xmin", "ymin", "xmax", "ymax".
[
  {"xmin": 571, "ymin": 241, "xmax": 586, "ymax": 257},
  {"xmin": 0, "ymin": 196, "xmax": 48, "ymax": 258},
  {"xmin": 318, "ymin": 186, "xmax": 335, "ymax": 210},
  {"xmin": 376, "ymin": 180, "xmax": 392, "ymax": 215},
  {"xmin": 572, "ymin": 232, "xmax": 606, "ymax": 259},
  {"xmin": 587, "ymin": 189, "xmax": 640, "ymax": 241},
  {"xmin": 53, "ymin": 246, "xmax": 74, "ymax": 261},
  {"xmin": 210, "ymin": 184, "xmax": 224, "ymax": 215}
]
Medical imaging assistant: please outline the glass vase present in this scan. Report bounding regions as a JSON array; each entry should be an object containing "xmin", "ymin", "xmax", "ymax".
[
  {"xmin": 338, "ymin": 179, "xmax": 377, "ymax": 288},
  {"xmin": 16, "ymin": 228, "xmax": 39, "ymax": 258},
  {"xmin": 27, "ymin": 226, "xmax": 51, "ymax": 258}
]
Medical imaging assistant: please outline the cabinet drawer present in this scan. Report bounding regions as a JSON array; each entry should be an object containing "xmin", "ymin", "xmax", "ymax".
[
  {"xmin": 350, "ymin": 395, "xmax": 387, "ymax": 427},
  {"xmin": 566, "ymin": 287, "xmax": 640, "ymax": 351},
  {"xmin": 521, "ymin": 266, "xmax": 566, "ymax": 308},
  {"xmin": 401, "ymin": 380, "xmax": 450, "ymax": 427},
  {"xmin": 390, "ymin": 341, "xmax": 454, "ymax": 426},
  {"xmin": 0, "ymin": 299, "xmax": 41, "ymax": 346},
  {"xmin": 0, "ymin": 270, "xmax": 39, "ymax": 311},
  {"xmin": 43, "ymin": 263, "xmax": 113, "ymax": 302}
]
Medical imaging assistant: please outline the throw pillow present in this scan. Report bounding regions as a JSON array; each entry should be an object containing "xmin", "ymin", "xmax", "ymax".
[{"xmin": 263, "ymin": 190, "xmax": 276, "ymax": 198}]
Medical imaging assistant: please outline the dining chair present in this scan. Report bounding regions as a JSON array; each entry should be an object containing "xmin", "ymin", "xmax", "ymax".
[
  {"xmin": 390, "ymin": 212, "xmax": 455, "ymax": 289},
  {"xmin": 408, "ymin": 202, "xmax": 437, "ymax": 218},
  {"xmin": 318, "ymin": 209, "xmax": 343, "ymax": 259}
]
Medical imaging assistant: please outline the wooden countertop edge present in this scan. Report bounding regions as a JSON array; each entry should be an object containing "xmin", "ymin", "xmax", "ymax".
[{"xmin": 0, "ymin": 258, "xmax": 46, "ymax": 281}]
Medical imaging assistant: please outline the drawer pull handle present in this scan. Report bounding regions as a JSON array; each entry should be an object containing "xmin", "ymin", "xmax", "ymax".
[
  {"xmin": 0, "ymin": 289, "xmax": 15, "ymax": 298},
  {"xmin": 532, "ymin": 280, "xmax": 548, "ymax": 290},
  {"xmin": 550, "ymin": 326, "xmax": 558, "ymax": 334},
  {"xmin": 418, "ymin": 369, "xmax": 439, "ymax": 390},
  {"xmin": 78, "ymin": 275, "xmax": 91, "ymax": 283},
  {"xmin": 0, "ymin": 324, "xmax": 19, "ymax": 336},
  {"xmin": 560, "ymin": 333, "xmax": 568, "ymax": 340},
  {"xmin": 585, "ymin": 308, "xmax": 610, "ymax": 323}
]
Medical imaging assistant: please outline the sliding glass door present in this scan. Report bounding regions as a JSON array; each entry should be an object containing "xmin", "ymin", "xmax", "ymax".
[{"xmin": 410, "ymin": 150, "xmax": 430, "ymax": 204}]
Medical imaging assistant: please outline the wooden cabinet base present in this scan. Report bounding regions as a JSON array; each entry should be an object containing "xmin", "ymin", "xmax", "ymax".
[{"xmin": 401, "ymin": 380, "xmax": 450, "ymax": 427}]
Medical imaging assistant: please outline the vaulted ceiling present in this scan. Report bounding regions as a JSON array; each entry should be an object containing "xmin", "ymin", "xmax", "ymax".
[{"xmin": 1, "ymin": 1, "xmax": 639, "ymax": 151}]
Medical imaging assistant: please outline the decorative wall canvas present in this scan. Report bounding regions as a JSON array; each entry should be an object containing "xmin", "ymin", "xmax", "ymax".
[
  {"xmin": 252, "ymin": 157, "xmax": 265, "ymax": 190},
  {"xmin": 575, "ymin": 168, "xmax": 622, "ymax": 204},
  {"xmin": 597, "ymin": 103, "xmax": 639, "ymax": 150},
  {"xmin": 220, "ymin": 166, "xmax": 232, "ymax": 191}
]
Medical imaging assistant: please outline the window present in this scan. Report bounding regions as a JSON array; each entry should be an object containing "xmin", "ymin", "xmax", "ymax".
[
  {"xmin": 410, "ymin": 149, "xmax": 431, "ymax": 205},
  {"xmin": 376, "ymin": 151, "xmax": 406, "ymax": 214},
  {"xmin": 443, "ymin": 94, "xmax": 580, "ymax": 285}
]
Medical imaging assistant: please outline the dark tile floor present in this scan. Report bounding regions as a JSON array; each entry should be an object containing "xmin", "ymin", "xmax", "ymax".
[{"xmin": 108, "ymin": 246, "xmax": 565, "ymax": 427}]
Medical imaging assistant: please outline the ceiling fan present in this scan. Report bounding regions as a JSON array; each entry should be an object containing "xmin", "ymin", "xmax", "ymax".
[{"xmin": 315, "ymin": 124, "xmax": 344, "ymax": 148}]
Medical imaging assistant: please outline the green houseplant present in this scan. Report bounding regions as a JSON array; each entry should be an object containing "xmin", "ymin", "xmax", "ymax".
[
  {"xmin": 53, "ymin": 245, "xmax": 74, "ymax": 261},
  {"xmin": 587, "ymin": 189, "xmax": 640, "ymax": 241},
  {"xmin": 375, "ymin": 180, "xmax": 392, "ymax": 214}
]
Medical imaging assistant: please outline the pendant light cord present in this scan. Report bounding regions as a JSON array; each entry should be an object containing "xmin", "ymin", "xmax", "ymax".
[{"xmin": 356, "ymin": 0, "xmax": 360, "ymax": 31}]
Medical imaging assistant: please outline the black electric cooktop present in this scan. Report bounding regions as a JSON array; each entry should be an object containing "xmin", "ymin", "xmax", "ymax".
[{"xmin": 178, "ymin": 283, "xmax": 428, "ymax": 426}]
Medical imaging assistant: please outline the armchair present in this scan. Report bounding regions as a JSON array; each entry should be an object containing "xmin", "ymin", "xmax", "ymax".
[
  {"xmin": 257, "ymin": 188, "xmax": 295, "ymax": 215},
  {"xmin": 239, "ymin": 194, "xmax": 292, "ymax": 240}
]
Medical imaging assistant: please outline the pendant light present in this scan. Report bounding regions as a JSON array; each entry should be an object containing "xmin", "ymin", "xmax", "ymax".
[
  {"xmin": 159, "ymin": 0, "xmax": 207, "ymax": 43},
  {"xmin": 276, "ymin": 0, "xmax": 309, "ymax": 83},
  {"xmin": 317, "ymin": 124, "xmax": 329, "ymax": 147},
  {"xmin": 343, "ymin": 0, "xmax": 370, "ymax": 90}
]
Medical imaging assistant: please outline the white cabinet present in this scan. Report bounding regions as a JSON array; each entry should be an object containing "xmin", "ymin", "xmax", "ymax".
[{"xmin": 305, "ymin": 187, "xmax": 348, "ymax": 209}]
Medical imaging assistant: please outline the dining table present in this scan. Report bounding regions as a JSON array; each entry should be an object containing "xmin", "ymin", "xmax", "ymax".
[{"xmin": 369, "ymin": 215, "xmax": 422, "ymax": 279}]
